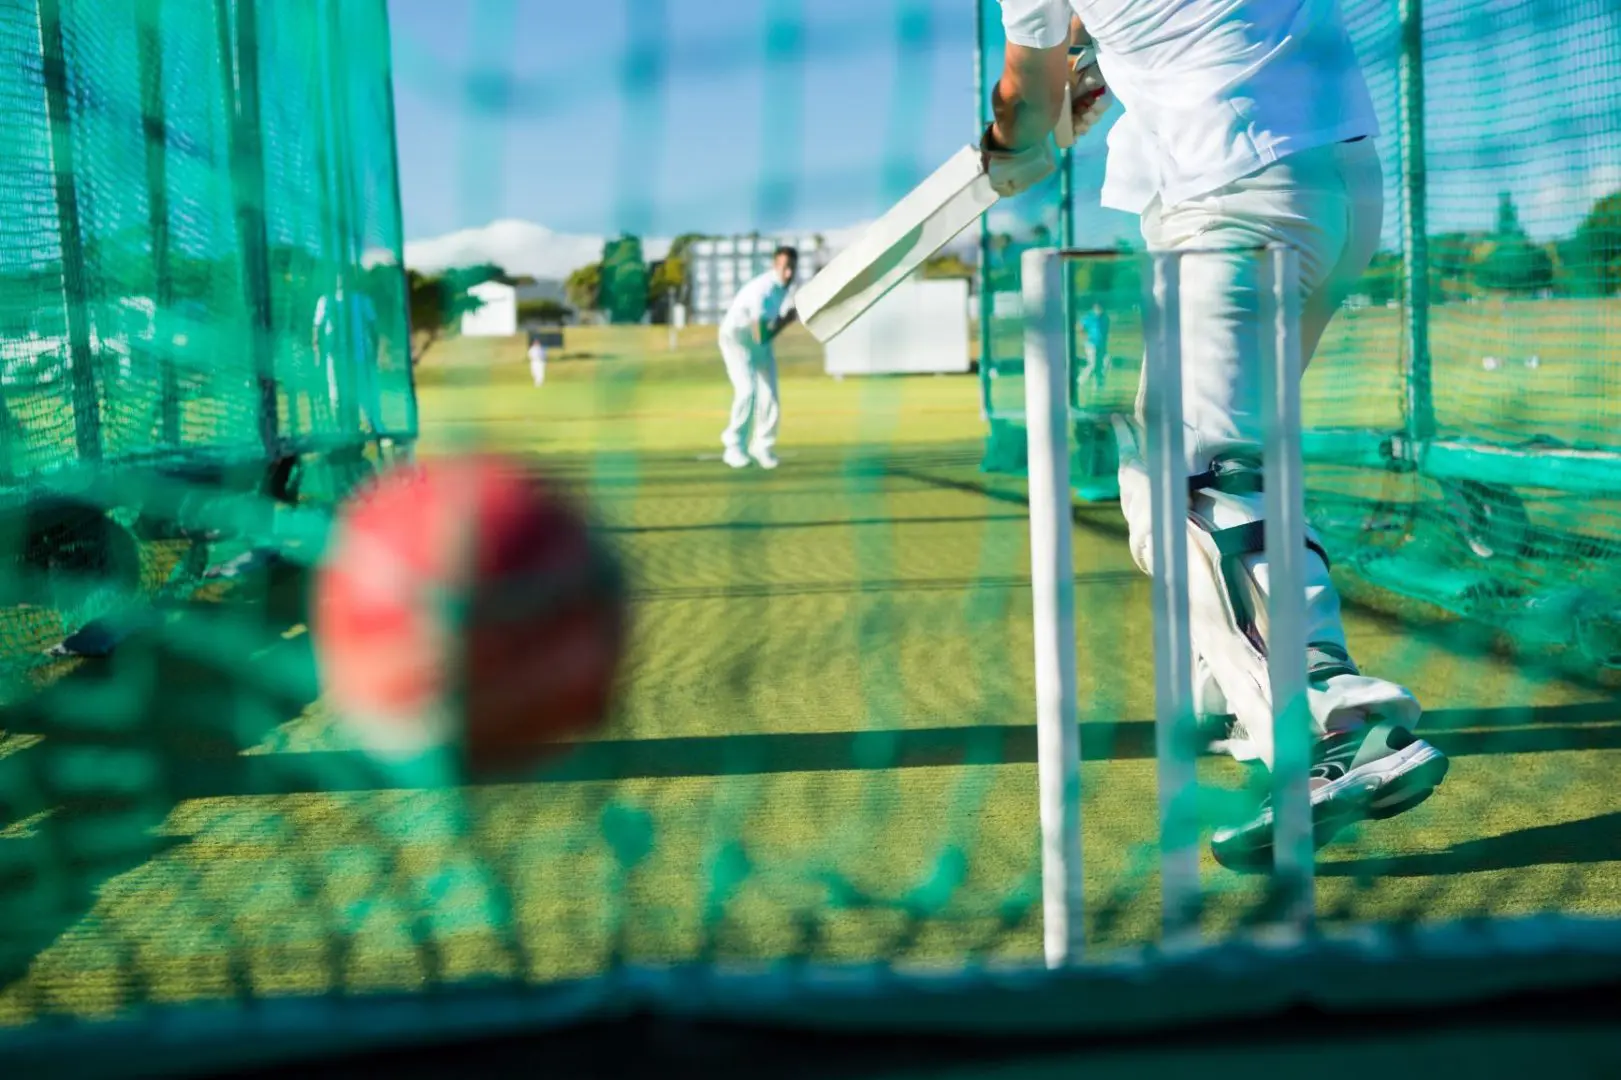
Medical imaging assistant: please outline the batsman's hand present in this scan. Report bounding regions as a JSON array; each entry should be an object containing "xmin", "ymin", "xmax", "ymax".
[
  {"xmin": 1054, "ymin": 45, "xmax": 1109, "ymax": 149},
  {"xmin": 980, "ymin": 124, "xmax": 1057, "ymax": 199}
]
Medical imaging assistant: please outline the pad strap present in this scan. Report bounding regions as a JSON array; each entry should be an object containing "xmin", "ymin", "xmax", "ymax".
[
  {"xmin": 1208, "ymin": 520, "xmax": 1332, "ymax": 571},
  {"xmin": 1187, "ymin": 455, "xmax": 1264, "ymax": 497},
  {"xmin": 1307, "ymin": 641, "xmax": 1360, "ymax": 682}
]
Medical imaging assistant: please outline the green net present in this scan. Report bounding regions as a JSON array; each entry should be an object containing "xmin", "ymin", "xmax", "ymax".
[
  {"xmin": 1304, "ymin": 0, "xmax": 1621, "ymax": 675},
  {"xmin": 981, "ymin": 0, "xmax": 1621, "ymax": 671},
  {"xmin": 0, "ymin": 0, "xmax": 413, "ymax": 671},
  {"xmin": 2, "ymin": 0, "xmax": 1621, "ymax": 1074}
]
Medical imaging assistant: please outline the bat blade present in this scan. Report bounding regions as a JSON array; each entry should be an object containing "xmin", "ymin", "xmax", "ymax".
[{"xmin": 797, "ymin": 146, "xmax": 999, "ymax": 344}]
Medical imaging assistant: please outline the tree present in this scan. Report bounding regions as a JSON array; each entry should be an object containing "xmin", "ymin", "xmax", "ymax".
[
  {"xmin": 600, "ymin": 235, "xmax": 648, "ymax": 324},
  {"xmin": 1428, "ymin": 231, "xmax": 1483, "ymax": 300},
  {"xmin": 643, "ymin": 231, "xmax": 707, "ymax": 323},
  {"xmin": 445, "ymin": 262, "xmax": 513, "ymax": 291},
  {"xmin": 1494, "ymin": 189, "xmax": 1523, "ymax": 239},
  {"xmin": 646, "ymin": 256, "xmax": 685, "ymax": 323},
  {"xmin": 565, "ymin": 262, "xmax": 602, "ymax": 312},
  {"xmin": 1358, "ymin": 250, "xmax": 1403, "ymax": 306},
  {"xmin": 518, "ymin": 297, "xmax": 572, "ymax": 325},
  {"xmin": 1475, "ymin": 191, "xmax": 1552, "ymax": 294},
  {"xmin": 984, "ymin": 233, "xmax": 1020, "ymax": 293},
  {"xmin": 1573, "ymin": 189, "xmax": 1621, "ymax": 296},
  {"xmin": 407, "ymin": 269, "xmax": 482, "ymax": 364},
  {"xmin": 922, "ymin": 252, "xmax": 973, "ymax": 279},
  {"xmin": 1477, "ymin": 237, "xmax": 1553, "ymax": 294}
]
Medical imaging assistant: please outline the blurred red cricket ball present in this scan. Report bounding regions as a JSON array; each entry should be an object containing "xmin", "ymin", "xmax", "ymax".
[{"xmin": 311, "ymin": 455, "xmax": 626, "ymax": 778}]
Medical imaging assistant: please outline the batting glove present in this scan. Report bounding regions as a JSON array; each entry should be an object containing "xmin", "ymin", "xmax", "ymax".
[
  {"xmin": 1054, "ymin": 45, "xmax": 1110, "ymax": 149},
  {"xmin": 980, "ymin": 124, "xmax": 1057, "ymax": 199}
]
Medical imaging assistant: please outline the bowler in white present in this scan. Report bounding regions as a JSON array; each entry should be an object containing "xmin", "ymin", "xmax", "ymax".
[{"xmin": 717, "ymin": 246, "xmax": 798, "ymax": 470}]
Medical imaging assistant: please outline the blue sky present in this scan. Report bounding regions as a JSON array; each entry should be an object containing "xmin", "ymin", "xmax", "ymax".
[
  {"xmin": 388, "ymin": 0, "xmax": 995, "ymax": 242},
  {"xmin": 387, "ymin": 0, "xmax": 1621, "ymax": 250}
]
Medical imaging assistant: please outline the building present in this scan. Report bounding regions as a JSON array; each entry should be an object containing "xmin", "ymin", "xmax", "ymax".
[
  {"xmin": 461, "ymin": 280, "xmax": 518, "ymax": 337},
  {"xmin": 514, "ymin": 279, "xmax": 567, "ymax": 305},
  {"xmin": 687, "ymin": 234, "xmax": 827, "ymax": 325}
]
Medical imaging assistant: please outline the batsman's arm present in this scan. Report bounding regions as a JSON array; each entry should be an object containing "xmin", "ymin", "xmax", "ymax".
[{"xmin": 989, "ymin": 40, "xmax": 1069, "ymax": 153}]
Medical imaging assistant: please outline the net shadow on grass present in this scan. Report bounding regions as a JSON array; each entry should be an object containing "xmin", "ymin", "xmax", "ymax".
[
  {"xmin": 0, "ymin": 590, "xmax": 319, "ymax": 993},
  {"xmin": 1320, "ymin": 811, "xmax": 1621, "ymax": 878},
  {"xmin": 157, "ymin": 700, "xmax": 1621, "ymax": 800}
]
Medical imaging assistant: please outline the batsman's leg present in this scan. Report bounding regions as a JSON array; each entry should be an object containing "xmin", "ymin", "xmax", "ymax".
[{"xmin": 1119, "ymin": 143, "xmax": 1446, "ymax": 869}]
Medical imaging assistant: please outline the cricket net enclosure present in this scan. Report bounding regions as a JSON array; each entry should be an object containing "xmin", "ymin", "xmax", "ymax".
[{"xmin": 3, "ymin": 1, "xmax": 1621, "ymax": 1077}]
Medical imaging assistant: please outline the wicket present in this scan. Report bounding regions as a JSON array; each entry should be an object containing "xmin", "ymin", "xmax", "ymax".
[{"xmin": 1022, "ymin": 244, "xmax": 1314, "ymax": 969}]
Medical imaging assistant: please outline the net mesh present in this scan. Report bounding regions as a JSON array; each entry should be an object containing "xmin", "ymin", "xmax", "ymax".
[{"xmin": 2, "ymin": 0, "xmax": 1621, "ymax": 1073}]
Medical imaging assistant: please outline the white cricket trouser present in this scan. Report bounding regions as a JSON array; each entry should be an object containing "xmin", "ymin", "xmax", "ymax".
[
  {"xmin": 1118, "ymin": 138, "xmax": 1398, "ymax": 767},
  {"xmin": 719, "ymin": 332, "xmax": 779, "ymax": 454},
  {"xmin": 1081, "ymin": 341, "xmax": 1104, "ymax": 392},
  {"xmin": 326, "ymin": 356, "xmax": 383, "ymax": 434}
]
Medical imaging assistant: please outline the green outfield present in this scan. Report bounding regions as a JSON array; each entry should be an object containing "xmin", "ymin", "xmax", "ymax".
[{"xmin": 3, "ymin": 327, "xmax": 1620, "ymax": 1025}]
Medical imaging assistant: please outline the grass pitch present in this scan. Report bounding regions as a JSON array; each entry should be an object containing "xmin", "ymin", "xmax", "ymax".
[{"xmin": 2, "ymin": 325, "xmax": 1620, "ymax": 1026}]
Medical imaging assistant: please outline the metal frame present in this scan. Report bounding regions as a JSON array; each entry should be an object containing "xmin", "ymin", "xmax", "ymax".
[
  {"xmin": 135, "ymin": 0, "xmax": 180, "ymax": 450},
  {"xmin": 1022, "ymin": 245, "xmax": 1315, "ymax": 964},
  {"xmin": 37, "ymin": 0, "xmax": 104, "ymax": 463},
  {"xmin": 1397, "ymin": 0, "xmax": 1434, "ymax": 446},
  {"xmin": 215, "ymin": 0, "xmax": 280, "ymax": 463},
  {"xmin": 375, "ymin": 0, "xmax": 421, "ymax": 446}
]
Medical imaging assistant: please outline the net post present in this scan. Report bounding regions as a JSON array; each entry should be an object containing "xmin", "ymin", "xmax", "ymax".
[
  {"xmin": 38, "ymin": 0, "xmax": 104, "ymax": 463},
  {"xmin": 218, "ymin": 0, "xmax": 280, "ymax": 463},
  {"xmin": 974, "ymin": 2, "xmax": 994, "ymax": 421},
  {"xmin": 1141, "ymin": 251, "xmax": 1201, "ymax": 938},
  {"xmin": 1022, "ymin": 247, "xmax": 1084, "ymax": 967},
  {"xmin": 1058, "ymin": 148, "xmax": 1076, "ymax": 412},
  {"xmin": 1262, "ymin": 243, "xmax": 1315, "ymax": 928},
  {"xmin": 375, "ymin": 0, "xmax": 420, "ymax": 447},
  {"xmin": 323, "ymin": 0, "xmax": 363, "ymax": 438},
  {"xmin": 135, "ymin": 0, "xmax": 180, "ymax": 449},
  {"xmin": 1398, "ymin": 0, "xmax": 1434, "ymax": 447}
]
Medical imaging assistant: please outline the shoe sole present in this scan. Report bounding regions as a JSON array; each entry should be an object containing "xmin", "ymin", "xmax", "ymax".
[{"xmin": 1210, "ymin": 740, "xmax": 1449, "ymax": 873}]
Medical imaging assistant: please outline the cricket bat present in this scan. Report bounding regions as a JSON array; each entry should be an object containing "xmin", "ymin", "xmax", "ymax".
[{"xmin": 797, "ymin": 145, "xmax": 999, "ymax": 344}]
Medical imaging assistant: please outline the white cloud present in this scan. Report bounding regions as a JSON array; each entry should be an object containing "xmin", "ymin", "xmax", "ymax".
[
  {"xmin": 404, "ymin": 219, "xmax": 672, "ymax": 280},
  {"xmin": 1521, "ymin": 161, "xmax": 1621, "ymax": 242}
]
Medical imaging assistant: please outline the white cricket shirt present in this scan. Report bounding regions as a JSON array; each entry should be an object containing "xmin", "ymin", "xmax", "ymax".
[
  {"xmin": 999, "ymin": 0, "xmax": 1379, "ymax": 213},
  {"xmin": 720, "ymin": 270, "xmax": 793, "ymax": 342},
  {"xmin": 313, "ymin": 285, "xmax": 378, "ymax": 360}
]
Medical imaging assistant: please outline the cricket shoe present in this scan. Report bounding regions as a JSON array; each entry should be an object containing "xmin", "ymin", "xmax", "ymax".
[
  {"xmin": 750, "ymin": 447, "xmax": 780, "ymax": 470},
  {"xmin": 722, "ymin": 447, "xmax": 751, "ymax": 469},
  {"xmin": 1209, "ymin": 718, "xmax": 1449, "ymax": 873}
]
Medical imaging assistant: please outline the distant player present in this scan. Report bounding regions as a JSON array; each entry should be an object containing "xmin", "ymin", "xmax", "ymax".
[
  {"xmin": 313, "ymin": 270, "xmax": 382, "ymax": 433},
  {"xmin": 989, "ymin": 1, "xmax": 1446, "ymax": 868},
  {"xmin": 527, "ymin": 332, "xmax": 547, "ymax": 387},
  {"xmin": 717, "ymin": 246, "xmax": 798, "ymax": 470},
  {"xmin": 1080, "ymin": 301, "xmax": 1109, "ymax": 395}
]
